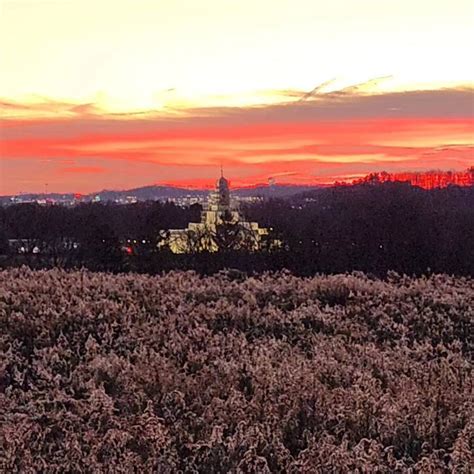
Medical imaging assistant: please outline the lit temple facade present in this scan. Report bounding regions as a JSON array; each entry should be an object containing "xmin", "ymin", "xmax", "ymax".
[{"xmin": 159, "ymin": 173, "xmax": 270, "ymax": 253}]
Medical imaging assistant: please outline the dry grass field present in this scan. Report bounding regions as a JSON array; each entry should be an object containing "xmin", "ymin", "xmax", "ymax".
[{"xmin": 1, "ymin": 268, "xmax": 473, "ymax": 472}]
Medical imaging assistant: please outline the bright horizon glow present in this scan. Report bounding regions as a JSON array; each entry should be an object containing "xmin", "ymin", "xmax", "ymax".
[
  {"xmin": 2, "ymin": 0, "xmax": 473, "ymax": 110},
  {"xmin": 1, "ymin": 0, "xmax": 473, "ymax": 193}
]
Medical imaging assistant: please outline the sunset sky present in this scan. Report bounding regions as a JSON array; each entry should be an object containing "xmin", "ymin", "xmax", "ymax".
[{"xmin": 0, "ymin": 0, "xmax": 473, "ymax": 194}]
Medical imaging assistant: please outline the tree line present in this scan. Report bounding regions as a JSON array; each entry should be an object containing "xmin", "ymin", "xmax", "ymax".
[{"xmin": 0, "ymin": 182, "xmax": 472, "ymax": 276}]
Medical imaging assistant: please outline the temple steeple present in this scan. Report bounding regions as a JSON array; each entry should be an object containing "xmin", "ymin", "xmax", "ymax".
[{"xmin": 217, "ymin": 169, "xmax": 230, "ymax": 209}]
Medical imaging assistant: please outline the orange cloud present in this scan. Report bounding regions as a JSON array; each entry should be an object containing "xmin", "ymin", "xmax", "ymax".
[
  {"xmin": 59, "ymin": 166, "xmax": 106, "ymax": 175},
  {"xmin": 1, "ymin": 87, "xmax": 473, "ymax": 194}
]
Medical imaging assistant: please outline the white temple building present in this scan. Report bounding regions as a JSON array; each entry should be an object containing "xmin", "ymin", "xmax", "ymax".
[{"xmin": 160, "ymin": 172, "xmax": 269, "ymax": 253}]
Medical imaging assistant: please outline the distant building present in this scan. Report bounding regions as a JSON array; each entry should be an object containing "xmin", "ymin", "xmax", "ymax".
[
  {"xmin": 8, "ymin": 239, "xmax": 41, "ymax": 254},
  {"xmin": 160, "ymin": 172, "xmax": 270, "ymax": 253},
  {"xmin": 7, "ymin": 238, "xmax": 79, "ymax": 254}
]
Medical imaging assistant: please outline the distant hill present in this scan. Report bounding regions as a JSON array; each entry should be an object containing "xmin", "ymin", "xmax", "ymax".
[
  {"xmin": 3, "ymin": 168, "xmax": 472, "ymax": 205},
  {"xmin": 1, "ymin": 183, "xmax": 321, "ymax": 205},
  {"xmin": 91, "ymin": 183, "xmax": 322, "ymax": 201},
  {"xmin": 91, "ymin": 185, "xmax": 208, "ymax": 201},
  {"xmin": 233, "ymin": 184, "xmax": 321, "ymax": 198}
]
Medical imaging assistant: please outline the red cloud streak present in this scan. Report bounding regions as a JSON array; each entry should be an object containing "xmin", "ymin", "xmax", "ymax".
[{"xmin": 1, "ymin": 116, "xmax": 473, "ymax": 194}]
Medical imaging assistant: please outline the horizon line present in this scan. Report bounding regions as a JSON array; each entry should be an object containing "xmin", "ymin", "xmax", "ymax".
[{"xmin": 3, "ymin": 167, "xmax": 473, "ymax": 198}]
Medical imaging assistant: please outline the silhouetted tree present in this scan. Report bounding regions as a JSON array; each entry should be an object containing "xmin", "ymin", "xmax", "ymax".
[{"xmin": 1, "ymin": 184, "xmax": 473, "ymax": 275}]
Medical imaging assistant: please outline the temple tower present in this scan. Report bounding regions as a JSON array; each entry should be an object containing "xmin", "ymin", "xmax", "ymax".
[{"xmin": 217, "ymin": 169, "xmax": 230, "ymax": 210}]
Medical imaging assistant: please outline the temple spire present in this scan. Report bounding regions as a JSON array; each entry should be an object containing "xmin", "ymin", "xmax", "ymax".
[{"xmin": 217, "ymin": 168, "xmax": 230, "ymax": 208}]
